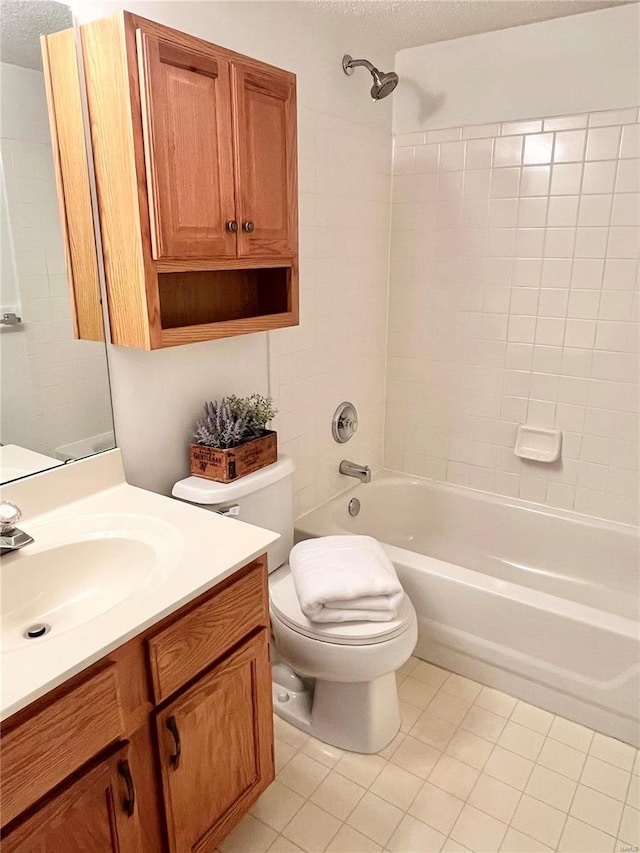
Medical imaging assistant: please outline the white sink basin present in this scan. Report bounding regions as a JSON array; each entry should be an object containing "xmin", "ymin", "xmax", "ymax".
[{"xmin": 2, "ymin": 513, "xmax": 182, "ymax": 650}]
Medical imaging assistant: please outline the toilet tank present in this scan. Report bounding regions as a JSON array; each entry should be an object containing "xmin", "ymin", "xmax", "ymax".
[{"xmin": 172, "ymin": 456, "xmax": 295, "ymax": 572}]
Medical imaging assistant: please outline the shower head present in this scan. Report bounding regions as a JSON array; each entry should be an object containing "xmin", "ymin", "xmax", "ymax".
[{"xmin": 342, "ymin": 55, "xmax": 399, "ymax": 101}]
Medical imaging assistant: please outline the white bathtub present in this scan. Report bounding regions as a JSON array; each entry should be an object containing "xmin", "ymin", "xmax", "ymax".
[{"xmin": 295, "ymin": 471, "xmax": 640, "ymax": 747}]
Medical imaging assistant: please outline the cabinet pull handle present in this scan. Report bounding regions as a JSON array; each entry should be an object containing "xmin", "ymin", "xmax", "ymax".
[
  {"xmin": 226, "ymin": 220, "xmax": 239, "ymax": 233},
  {"xmin": 166, "ymin": 715, "xmax": 181, "ymax": 770},
  {"xmin": 242, "ymin": 220, "xmax": 255, "ymax": 233},
  {"xmin": 117, "ymin": 759, "xmax": 136, "ymax": 817}
]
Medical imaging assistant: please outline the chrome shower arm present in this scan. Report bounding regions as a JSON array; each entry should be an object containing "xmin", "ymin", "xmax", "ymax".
[{"xmin": 342, "ymin": 56, "xmax": 378, "ymax": 76}]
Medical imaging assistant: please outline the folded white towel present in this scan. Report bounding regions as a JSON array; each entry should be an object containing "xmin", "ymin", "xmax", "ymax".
[{"xmin": 289, "ymin": 535, "xmax": 404, "ymax": 623}]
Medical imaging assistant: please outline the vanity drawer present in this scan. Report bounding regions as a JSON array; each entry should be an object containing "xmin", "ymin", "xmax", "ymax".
[
  {"xmin": 1, "ymin": 663, "xmax": 124, "ymax": 825},
  {"xmin": 147, "ymin": 558, "xmax": 269, "ymax": 703}
]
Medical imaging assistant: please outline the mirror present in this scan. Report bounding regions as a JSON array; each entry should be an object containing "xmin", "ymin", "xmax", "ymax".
[{"xmin": 0, "ymin": 0, "xmax": 115, "ymax": 484}]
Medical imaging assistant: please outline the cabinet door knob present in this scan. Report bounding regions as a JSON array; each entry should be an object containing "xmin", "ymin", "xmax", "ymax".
[
  {"xmin": 166, "ymin": 715, "xmax": 182, "ymax": 770},
  {"xmin": 226, "ymin": 220, "xmax": 238, "ymax": 233},
  {"xmin": 117, "ymin": 759, "xmax": 136, "ymax": 817},
  {"xmin": 242, "ymin": 220, "xmax": 255, "ymax": 233}
]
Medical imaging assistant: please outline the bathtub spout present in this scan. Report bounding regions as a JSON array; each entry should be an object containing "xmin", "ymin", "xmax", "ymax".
[{"xmin": 339, "ymin": 460, "xmax": 371, "ymax": 483}]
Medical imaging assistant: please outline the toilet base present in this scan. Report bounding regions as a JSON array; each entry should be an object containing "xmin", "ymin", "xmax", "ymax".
[{"xmin": 272, "ymin": 667, "xmax": 401, "ymax": 753}]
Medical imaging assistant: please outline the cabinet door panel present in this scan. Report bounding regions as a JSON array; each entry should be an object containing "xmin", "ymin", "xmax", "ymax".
[
  {"xmin": 137, "ymin": 32, "xmax": 237, "ymax": 260},
  {"xmin": 2, "ymin": 744, "xmax": 143, "ymax": 853},
  {"xmin": 156, "ymin": 630, "xmax": 274, "ymax": 853},
  {"xmin": 234, "ymin": 64, "xmax": 297, "ymax": 258}
]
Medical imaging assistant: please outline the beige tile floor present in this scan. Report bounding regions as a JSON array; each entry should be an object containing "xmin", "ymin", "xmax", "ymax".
[{"xmin": 220, "ymin": 657, "xmax": 640, "ymax": 853}]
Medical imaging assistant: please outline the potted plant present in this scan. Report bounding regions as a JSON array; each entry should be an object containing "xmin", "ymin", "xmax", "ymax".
[{"xmin": 189, "ymin": 394, "xmax": 278, "ymax": 482}]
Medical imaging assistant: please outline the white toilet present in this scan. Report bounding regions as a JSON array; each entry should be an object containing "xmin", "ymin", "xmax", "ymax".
[{"xmin": 173, "ymin": 457, "xmax": 417, "ymax": 753}]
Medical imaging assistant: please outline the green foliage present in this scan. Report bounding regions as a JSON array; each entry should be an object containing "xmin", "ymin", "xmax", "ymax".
[{"xmin": 194, "ymin": 394, "xmax": 277, "ymax": 449}]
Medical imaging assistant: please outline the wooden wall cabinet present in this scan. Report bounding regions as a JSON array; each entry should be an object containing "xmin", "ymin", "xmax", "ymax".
[
  {"xmin": 43, "ymin": 12, "xmax": 299, "ymax": 349},
  {"xmin": 1, "ymin": 558, "xmax": 274, "ymax": 853}
]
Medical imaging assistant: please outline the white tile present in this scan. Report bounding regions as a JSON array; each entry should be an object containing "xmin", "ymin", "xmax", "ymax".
[
  {"xmin": 620, "ymin": 123, "xmax": 640, "ymax": 159},
  {"xmin": 276, "ymin": 741, "xmax": 298, "ymax": 774},
  {"xmin": 581, "ymin": 755, "xmax": 631, "ymax": 801},
  {"xmin": 511, "ymin": 794, "xmax": 566, "ymax": 848},
  {"xmin": 428, "ymin": 691, "xmax": 473, "ymax": 725},
  {"xmin": 520, "ymin": 165, "xmax": 550, "ymax": 196},
  {"xmin": 396, "ymin": 132, "xmax": 426, "ymax": 147},
  {"xmin": 590, "ymin": 732, "xmax": 637, "ymax": 770},
  {"xmin": 278, "ymin": 754, "xmax": 330, "ymax": 798},
  {"xmin": 251, "ymin": 781, "xmax": 305, "ymax": 831},
  {"xmin": 442, "ymin": 840, "xmax": 473, "ymax": 853},
  {"xmin": 627, "ymin": 774, "xmax": 640, "ymax": 809},
  {"xmin": 502, "ymin": 120, "xmax": 543, "ymax": 136},
  {"xmin": 429, "ymin": 753, "xmax": 480, "ymax": 799},
  {"xmin": 464, "ymin": 123, "xmax": 501, "ymax": 140},
  {"xmin": 558, "ymin": 817, "xmax": 616, "ymax": 853},
  {"xmin": 302, "ymin": 738, "xmax": 344, "ymax": 769},
  {"xmin": 493, "ymin": 136, "xmax": 523, "ymax": 167},
  {"xmin": 282, "ymin": 802, "xmax": 341, "ymax": 853},
  {"xmin": 474, "ymin": 687, "xmax": 517, "ymax": 718},
  {"xmin": 411, "ymin": 709, "xmax": 458, "ymax": 750},
  {"xmin": 378, "ymin": 730, "xmax": 406, "ymax": 761},
  {"xmin": 551, "ymin": 163, "xmax": 583, "ymax": 195},
  {"xmin": 427, "ymin": 127, "xmax": 462, "ymax": 143},
  {"xmin": 347, "ymin": 792, "xmax": 404, "ymax": 846},
  {"xmin": 220, "ymin": 814, "xmax": 278, "ymax": 853},
  {"xmin": 500, "ymin": 828, "xmax": 554, "ymax": 852},
  {"xmin": 523, "ymin": 133, "xmax": 553, "ymax": 165},
  {"xmin": 616, "ymin": 158, "xmax": 640, "ymax": 193},
  {"xmin": 334, "ymin": 751, "xmax": 386, "ymax": 788},
  {"xmin": 583, "ymin": 161, "xmax": 617, "ymax": 194},
  {"xmin": 553, "ymin": 129, "xmax": 587, "ymax": 162},
  {"xmin": 391, "ymin": 736, "xmax": 440, "ymax": 781},
  {"xmin": 411, "ymin": 661, "xmax": 450, "ymax": 687},
  {"xmin": 276, "ymin": 717, "xmax": 311, "ymax": 749},
  {"xmin": 548, "ymin": 195, "xmax": 579, "ymax": 226},
  {"xmin": 326, "ymin": 825, "xmax": 382, "ymax": 853},
  {"xmin": 460, "ymin": 706, "xmax": 508, "ymax": 743},
  {"xmin": 545, "ymin": 114, "xmax": 588, "ymax": 131},
  {"xmin": 511, "ymin": 702, "xmax": 554, "ymax": 735},
  {"xmin": 370, "ymin": 762, "xmax": 423, "ymax": 810},
  {"xmin": 409, "ymin": 781, "xmax": 465, "ymax": 834},
  {"xmin": 451, "ymin": 804, "xmax": 507, "ymax": 852},
  {"xmin": 268, "ymin": 835, "xmax": 305, "ymax": 853},
  {"xmin": 310, "ymin": 771, "xmax": 366, "ymax": 820},
  {"xmin": 399, "ymin": 677, "xmax": 439, "ymax": 708},
  {"xmin": 497, "ymin": 721, "xmax": 545, "ymax": 761},
  {"xmin": 586, "ymin": 126, "xmax": 622, "ymax": 161},
  {"xmin": 570, "ymin": 785, "xmax": 623, "ymax": 836},
  {"xmin": 387, "ymin": 815, "xmax": 446, "ymax": 853},
  {"xmin": 400, "ymin": 701, "xmax": 422, "ymax": 733},
  {"xmin": 468, "ymin": 773, "xmax": 521, "ymax": 823},
  {"xmin": 619, "ymin": 804, "xmax": 640, "ymax": 843},
  {"xmin": 589, "ymin": 107, "xmax": 638, "ymax": 126},
  {"xmin": 525, "ymin": 764, "xmax": 577, "ymax": 811},
  {"xmin": 491, "ymin": 167, "xmax": 520, "ymax": 198},
  {"xmin": 446, "ymin": 729, "xmax": 494, "ymax": 770}
]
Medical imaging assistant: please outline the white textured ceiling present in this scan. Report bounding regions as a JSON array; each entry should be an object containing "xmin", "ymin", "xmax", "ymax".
[
  {"xmin": 314, "ymin": 0, "xmax": 634, "ymax": 52},
  {"xmin": 0, "ymin": 0, "xmax": 71, "ymax": 70}
]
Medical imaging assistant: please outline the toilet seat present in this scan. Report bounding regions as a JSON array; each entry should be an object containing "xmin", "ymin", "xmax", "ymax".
[{"xmin": 270, "ymin": 571, "xmax": 413, "ymax": 646}]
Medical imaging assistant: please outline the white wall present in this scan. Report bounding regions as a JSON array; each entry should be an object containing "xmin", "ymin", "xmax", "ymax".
[
  {"xmin": 0, "ymin": 62, "xmax": 113, "ymax": 459},
  {"xmin": 78, "ymin": 2, "xmax": 393, "ymax": 504},
  {"xmin": 387, "ymin": 5, "xmax": 640, "ymax": 526},
  {"xmin": 394, "ymin": 4, "xmax": 640, "ymax": 134}
]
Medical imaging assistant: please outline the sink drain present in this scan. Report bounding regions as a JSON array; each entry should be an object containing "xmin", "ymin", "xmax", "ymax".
[{"xmin": 23, "ymin": 623, "xmax": 51, "ymax": 639}]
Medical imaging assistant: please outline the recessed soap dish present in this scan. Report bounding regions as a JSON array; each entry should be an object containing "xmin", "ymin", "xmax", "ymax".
[{"xmin": 514, "ymin": 425, "xmax": 562, "ymax": 463}]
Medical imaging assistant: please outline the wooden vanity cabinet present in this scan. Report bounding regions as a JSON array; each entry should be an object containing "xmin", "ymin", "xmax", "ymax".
[
  {"xmin": 42, "ymin": 12, "xmax": 299, "ymax": 349},
  {"xmin": 2, "ymin": 744, "xmax": 144, "ymax": 853},
  {"xmin": 0, "ymin": 557, "xmax": 274, "ymax": 853}
]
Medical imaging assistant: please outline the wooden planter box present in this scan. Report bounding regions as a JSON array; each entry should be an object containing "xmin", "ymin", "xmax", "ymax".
[{"xmin": 189, "ymin": 431, "xmax": 277, "ymax": 483}]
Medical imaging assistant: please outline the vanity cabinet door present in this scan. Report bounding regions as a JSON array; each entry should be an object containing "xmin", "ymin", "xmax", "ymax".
[
  {"xmin": 156, "ymin": 629, "xmax": 274, "ymax": 853},
  {"xmin": 137, "ymin": 32, "xmax": 237, "ymax": 260},
  {"xmin": 1, "ymin": 744, "xmax": 143, "ymax": 853},
  {"xmin": 233, "ymin": 61, "xmax": 297, "ymax": 259}
]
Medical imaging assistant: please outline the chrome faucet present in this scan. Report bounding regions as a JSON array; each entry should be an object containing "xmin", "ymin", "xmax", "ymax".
[
  {"xmin": 339, "ymin": 460, "xmax": 371, "ymax": 483},
  {"xmin": 0, "ymin": 502, "xmax": 34, "ymax": 555}
]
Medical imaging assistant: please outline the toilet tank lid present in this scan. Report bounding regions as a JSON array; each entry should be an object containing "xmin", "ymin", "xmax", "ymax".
[{"xmin": 172, "ymin": 455, "xmax": 295, "ymax": 505}]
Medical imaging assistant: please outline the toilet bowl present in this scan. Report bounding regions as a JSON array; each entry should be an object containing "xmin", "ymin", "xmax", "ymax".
[
  {"xmin": 172, "ymin": 456, "xmax": 418, "ymax": 753},
  {"xmin": 270, "ymin": 563, "xmax": 417, "ymax": 752}
]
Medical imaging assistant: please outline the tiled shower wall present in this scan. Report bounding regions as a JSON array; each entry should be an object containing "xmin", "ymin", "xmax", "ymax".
[{"xmin": 385, "ymin": 108, "xmax": 639, "ymax": 525}]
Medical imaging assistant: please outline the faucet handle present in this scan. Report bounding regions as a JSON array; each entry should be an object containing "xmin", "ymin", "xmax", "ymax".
[{"xmin": 0, "ymin": 501, "xmax": 22, "ymax": 534}]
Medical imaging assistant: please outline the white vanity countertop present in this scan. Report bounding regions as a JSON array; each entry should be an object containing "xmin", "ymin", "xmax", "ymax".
[{"xmin": 0, "ymin": 450, "xmax": 279, "ymax": 720}]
